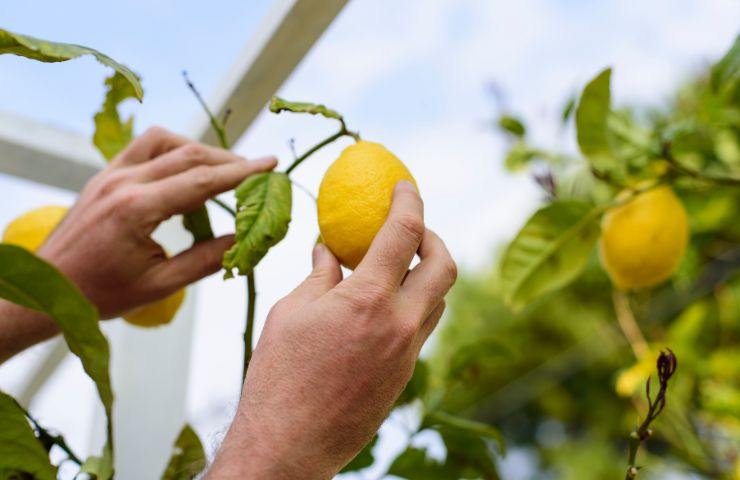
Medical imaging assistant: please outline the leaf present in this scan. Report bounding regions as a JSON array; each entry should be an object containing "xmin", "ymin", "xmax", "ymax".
[
  {"xmin": 710, "ymin": 34, "xmax": 740, "ymax": 93},
  {"xmin": 422, "ymin": 411, "xmax": 505, "ymax": 455},
  {"xmin": 503, "ymin": 141, "xmax": 538, "ymax": 172},
  {"xmin": 576, "ymin": 68, "xmax": 622, "ymax": 178},
  {"xmin": 561, "ymin": 94, "xmax": 577, "ymax": 124},
  {"xmin": 222, "ymin": 172, "xmax": 292, "ymax": 278},
  {"xmin": 0, "ymin": 392, "xmax": 56, "ymax": 480},
  {"xmin": 387, "ymin": 446, "xmax": 457, "ymax": 479},
  {"xmin": 396, "ymin": 360, "xmax": 429, "ymax": 406},
  {"xmin": 434, "ymin": 425, "xmax": 501, "ymax": 480},
  {"xmin": 161, "ymin": 425, "xmax": 207, "ymax": 480},
  {"xmin": 0, "ymin": 245, "xmax": 114, "ymax": 462},
  {"xmin": 79, "ymin": 444, "xmax": 113, "ymax": 480},
  {"xmin": 0, "ymin": 28, "xmax": 142, "ymax": 101},
  {"xmin": 497, "ymin": 115, "xmax": 526, "ymax": 137},
  {"xmin": 340, "ymin": 435, "xmax": 377, "ymax": 473},
  {"xmin": 93, "ymin": 72, "xmax": 139, "ymax": 161},
  {"xmin": 269, "ymin": 97, "xmax": 342, "ymax": 121},
  {"xmin": 182, "ymin": 205, "xmax": 214, "ymax": 244},
  {"xmin": 499, "ymin": 200, "xmax": 602, "ymax": 311}
]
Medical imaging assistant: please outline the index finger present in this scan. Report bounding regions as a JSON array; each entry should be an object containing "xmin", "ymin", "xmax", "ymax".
[
  {"xmin": 145, "ymin": 159, "xmax": 277, "ymax": 219},
  {"xmin": 354, "ymin": 181, "xmax": 424, "ymax": 289}
]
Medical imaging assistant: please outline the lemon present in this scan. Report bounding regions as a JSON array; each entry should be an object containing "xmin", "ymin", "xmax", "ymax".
[
  {"xmin": 600, "ymin": 186, "xmax": 688, "ymax": 290},
  {"xmin": 3, "ymin": 206, "xmax": 68, "ymax": 252},
  {"xmin": 317, "ymin": 141, "xmax": 417, "ymax": 269},
  {"xmin": 2, "ymin": 205, "xmax": 184, "ymax": 327},
  {"xmin": 123, "ymin": 288, "xmax": 186, "ymax": 328}
]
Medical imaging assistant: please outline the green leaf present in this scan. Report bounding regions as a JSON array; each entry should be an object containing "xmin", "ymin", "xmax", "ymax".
[
  {"xmin": 576, "ymin": 68, "xmax": 622, "ymax": 178},
  {"xmin": 222, "ymin": 172, "xmax": 292, "ymax": 278},
  {"xmin": 340, "ymin": 435, "xmax": 377, "ymax": 473},
  {"xmin": 0, "ymin": 392, "xmax": 56, "ymax": 480},
  {"xmin": 161, "ymin": 425, "xmax": 207, "ymax": 480},
  {"xmin": 93, "ymin": 72, "xmax": 138, "ymax": 161},
  {"xmin": 503, "ymin": 141, "xmax": 538, "ymax": 172},
  {"xmin": 0, "ymin": 245, "xmax": 114, "ymax": 464},
  {"xmin": 387, "ymin": 447, "xmax": 457, "ymax": 479},
  {"xmin": 182, "ymin": 205, "xmax": 215, "ymax": 244},
  {"xmin": 396, "ymin": 360, "xmax": 429, "ymax": 406},
  {"xmin": 497, "ymin": 115, "xmax": 526, "ymax": 137},
  {"xmin": 79, "ymin": 444, "xmax": 113, "ymax": 480},
  {"xmin": 434, "ymin": 424, "xmax": 501, "ymax": 480},
  {"xmin": 499, "ymin": 200, "xmax": 602, "ymax": 311},
  {"xmin": 422, "ymin": 411, "xmax": 505, "ymax": 455},
  {"xmin": 710, "ymin": 34, "xmax": 739, "ymax": 93},
  {"xmin": 561, "ymin": 94, "xmax": 577, "ymax": 124},
  {"xmin": 0, "ymin": 28, "xmax": 142, "ymax": 101},
  {"xmin": 269, "ymin": 97, "xmax": 343, "ymax": 121}
]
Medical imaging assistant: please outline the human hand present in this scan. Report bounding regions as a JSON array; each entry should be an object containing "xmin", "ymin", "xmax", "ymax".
[
  {"xmin": 38, "ymin": 127, "xmax": 276, "ymax": 318},
  {"xmin": 209, "ymin": 181, "xmax": 457, "ymax": 479}
]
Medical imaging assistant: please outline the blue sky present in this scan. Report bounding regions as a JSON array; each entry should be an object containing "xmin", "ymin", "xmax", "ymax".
[{"xmin": 1, "ymin": 1, "xmax": 739, "ymax": 478}]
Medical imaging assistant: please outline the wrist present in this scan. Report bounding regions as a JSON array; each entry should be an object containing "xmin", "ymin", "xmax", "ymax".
[{"xmin": 0, "ymin": 300, "xmax": 59, "ymax": 363}]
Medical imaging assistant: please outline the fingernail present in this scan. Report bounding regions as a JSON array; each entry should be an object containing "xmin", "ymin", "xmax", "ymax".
[
  {"xmin": 252, "ymin": 156, "xmax": 278, "ymax": 168},
  {"xmin": 312, "ymin": 243, "xmax": 325, "ymax": 267},
  {"xmin": 395, "ymin": 180, "xmax": 417, "ymax": 194}
]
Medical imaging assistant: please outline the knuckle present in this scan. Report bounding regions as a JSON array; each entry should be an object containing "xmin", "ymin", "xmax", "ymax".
[
  {"xmin": 179, "ymin": 142, "xmax": 208, "ymax": 162},
  {"xmin": 445, "ymin": 258, "xmax": 458, "ymax": 285},
  {"xmin": 190, "ymin": 165, "xmax": 217, "ymax": 191},
  {"xmin": 143, "ymin": 126, "xmax": 168, "ymax": 140},
  {"xmin": 93, "ymin": 170, "xmax": 127, "ymax": 198},
  {"xmin": 109, "ymin": 186, "xmax": 144, "ymax": 219},
  {"xmin": 394, "ymin": 320, "xmax": 418, "ymax": 345},
  {"xmin": 393, "ymin": 213, "xmax": 424, "ymax": 243},
  {"xmin": 341, "ymin": 282, "xmax": 391, "ymax": 312}
]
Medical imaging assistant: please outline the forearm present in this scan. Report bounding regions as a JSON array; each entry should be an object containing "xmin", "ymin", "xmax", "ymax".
[{"xmin": 0, "ymin": 300, "xmax": 59, "ymax": 363}]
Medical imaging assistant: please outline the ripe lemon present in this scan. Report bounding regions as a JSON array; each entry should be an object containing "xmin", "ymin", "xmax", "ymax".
[
  {"xmin": 317, "ymin": 141, "xmax": 417, "ymax": 269},
  {"xmin": 600, "ymin": 186, "xmax": 688, "ymax": 290},
  {"xmin": 2, "ymin": 205, "xmax": 184, "ymax": 327},
  {"xmin": 3, "ymin": 206, "xmax": 68, "ymax": 252}
]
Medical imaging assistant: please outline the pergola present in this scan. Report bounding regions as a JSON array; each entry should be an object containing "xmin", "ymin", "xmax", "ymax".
[{"xmin": 0, "ymin": 0, "xmax": 348, "ymax": 476}]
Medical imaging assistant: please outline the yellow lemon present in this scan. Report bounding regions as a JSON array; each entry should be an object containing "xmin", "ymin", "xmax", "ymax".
[
  {"xmin": 318, "ymin": 141, "xmax": 417, "ymax": 269},
  {"xmin": 2, "ymin": 206, "xmax": 69, "ymax": 251},
  {"xmin": 123, "ymin": 288, "xmax": 186, "ymax": 328},
  {"xmin": 2, "ymin": 205, "xmax": 184, "ymax": 328},
  {"xmin": 600, "ymin": 186, "xmax": 688, "ymax": 290}
]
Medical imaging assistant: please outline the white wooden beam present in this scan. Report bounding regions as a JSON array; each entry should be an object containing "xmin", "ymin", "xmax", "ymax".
[
  {"xmin": 195, "ymin": 0, "xmax": 349, "ymax": 146},
  {"xmin": 0, "ymin": 110, "xmax": 103, "ymax": 192}
]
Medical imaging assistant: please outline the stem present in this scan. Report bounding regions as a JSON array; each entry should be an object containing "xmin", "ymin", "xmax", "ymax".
[
  {"xmin": 19, "ymin": 402, "xmax": 82, "ymax": 466},
  {"xmin": 242, "ymin": 273, "xmax": 256, "ymax": 385},
  {"xmin": 612, "ymin": 290, "xmax": 649, "ymax": 358},
  {"xmin": 210, "ymin": 197, "xmax": 236, "ymax": 217},
  {"xmin": 284, "ymin": 120, "xmax": 360, "ymax": 176},
  {"xmin": 662, "ymin": 143, "xmax": 740, "ymax": 186},
  {"xmin": 183, "ymin": 71, "xmax": 229, "ymax": 148}
]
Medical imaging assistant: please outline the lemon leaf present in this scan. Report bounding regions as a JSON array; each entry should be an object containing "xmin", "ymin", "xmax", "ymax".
[
  {"xmin": 710, "ymin": 34, "xmax": 739, "ymax": 93},
  {"xmin": 93, "ymin": 72, "xmax": 139, "ymax": 161},
  {"xmin": 269, "ymin": 97, "xmax": 343, "ymax": 121},
  {"xmin": 79, "ymin": 444, "xmax": 114, "ymax": 480},
  {"xmin": 161, "ymin": 424, "xmax": 206, "ymax": 480},
  {"xmin": 0, "ymin": 391, "xmax": 57, "ymax": 480},
  {"xmin": 576, "ymin": 68, "xmax": 624, "ymax": 181},
  {"xmin": 0, "ymin": 28, "xmax": 142, "ymax": 101},
  {"xmin": 497, "ymin": 115, "xmax": 526, "ymax": 138},
  {"xmin": 422, "ymin": 411, "xmax": 505, "ymax": 456},
  {"xmin": 222, "ymin": 172, "xmax": 292, "ymax": 277},
  {"xmin": 500, "ymin": 200, "xmax": 602, "ymax": 311},
  {"xmin": 0, "ymin": 245, "xmax": 114, "ymax": 468},
  {"xmin": 182, "ymin": 205, "xmax": 214, "ymax": 244},
  {"xmin": 388, "ymin": 446, "xmax": 459, "ymax": 479}
]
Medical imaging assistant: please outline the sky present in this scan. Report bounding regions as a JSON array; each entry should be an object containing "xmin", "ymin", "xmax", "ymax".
[{"xmin": 0, "ymin": 0, "xmax": 738, "ymax": 478}]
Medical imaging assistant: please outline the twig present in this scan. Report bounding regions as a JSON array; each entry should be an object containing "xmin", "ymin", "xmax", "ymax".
[
  {"xmin": 662, "ymin": 143, "xmax": 740, "ymax": 187},
  {"xmin": 242, "ymin": 273, "xmax": 256, "ymax": 384},
  {"xmin": 612, "ymin": 290, "xmax": 649, "ymax": 358},
  {"xmin": 625, "ymin": 349, "xmax": 678, "ymax": 479},
  {"xmin": 285, "ymin": 128, "xmax": 357, "ymax": 175},
  {"xmin": 18, "ymin": 401, "xmax": 82, "ymax": 466},
  {"xmin": 183, "ymin": 71, "xmax": 229, "ymax": 149},
  {"xmin": 211, "ymin": 197, "xmax": 236, "ymax": 217}
]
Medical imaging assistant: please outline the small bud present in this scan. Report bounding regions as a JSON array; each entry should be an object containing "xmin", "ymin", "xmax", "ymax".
[
  {"xmin": 657, "ymin": 349, "xmax": 677, "ymax": 385},
  {"xmin": 628, "ymin": 466, "xmax": 639, "ymax": 478}
]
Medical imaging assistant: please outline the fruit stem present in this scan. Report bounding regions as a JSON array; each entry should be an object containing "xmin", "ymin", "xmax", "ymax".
[
  {"xmin": 285, "ymin": 122, "xmax": 360, "ymax": 176},
  {"xmin": 612, "ymin": 290, "xmax": 649, "ymax": 359},
  {"xmin": 242, "ymin": 272, "xmax": 256, "ymax": 385},
  {"xmin": 210, "ymin": 197, "xmax": 236, "ymax": 217}
]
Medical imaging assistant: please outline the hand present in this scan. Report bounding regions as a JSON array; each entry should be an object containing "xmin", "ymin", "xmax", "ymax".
[
  {"xmin": 0, "ymin": 127, "xmax": 276, "ymax": 361},
  {"xmin": 209, "ymin": 181, "xmax": 457, "ymax": 479}
]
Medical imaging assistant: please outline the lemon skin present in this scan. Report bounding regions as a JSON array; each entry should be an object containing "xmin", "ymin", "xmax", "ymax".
[
  {"xmin": 317, "ymin": 141, "xmax": 417, "ymax": 269},
  {"xmin": 2, "ymin": 205, "xmax": 184, "ymax": 328},
  {"xmin": 599, "ymin": 186, "xmax": 688, "ymax": 290}
]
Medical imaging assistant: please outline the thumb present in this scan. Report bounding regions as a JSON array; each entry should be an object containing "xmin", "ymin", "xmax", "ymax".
[
  {"xmin": 288, "ymin": 243, "xmax": 343, "ymax": 304},
  {"xmin": 144, "ymin": 234, "xmax": 234, "ymax": 296}
]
